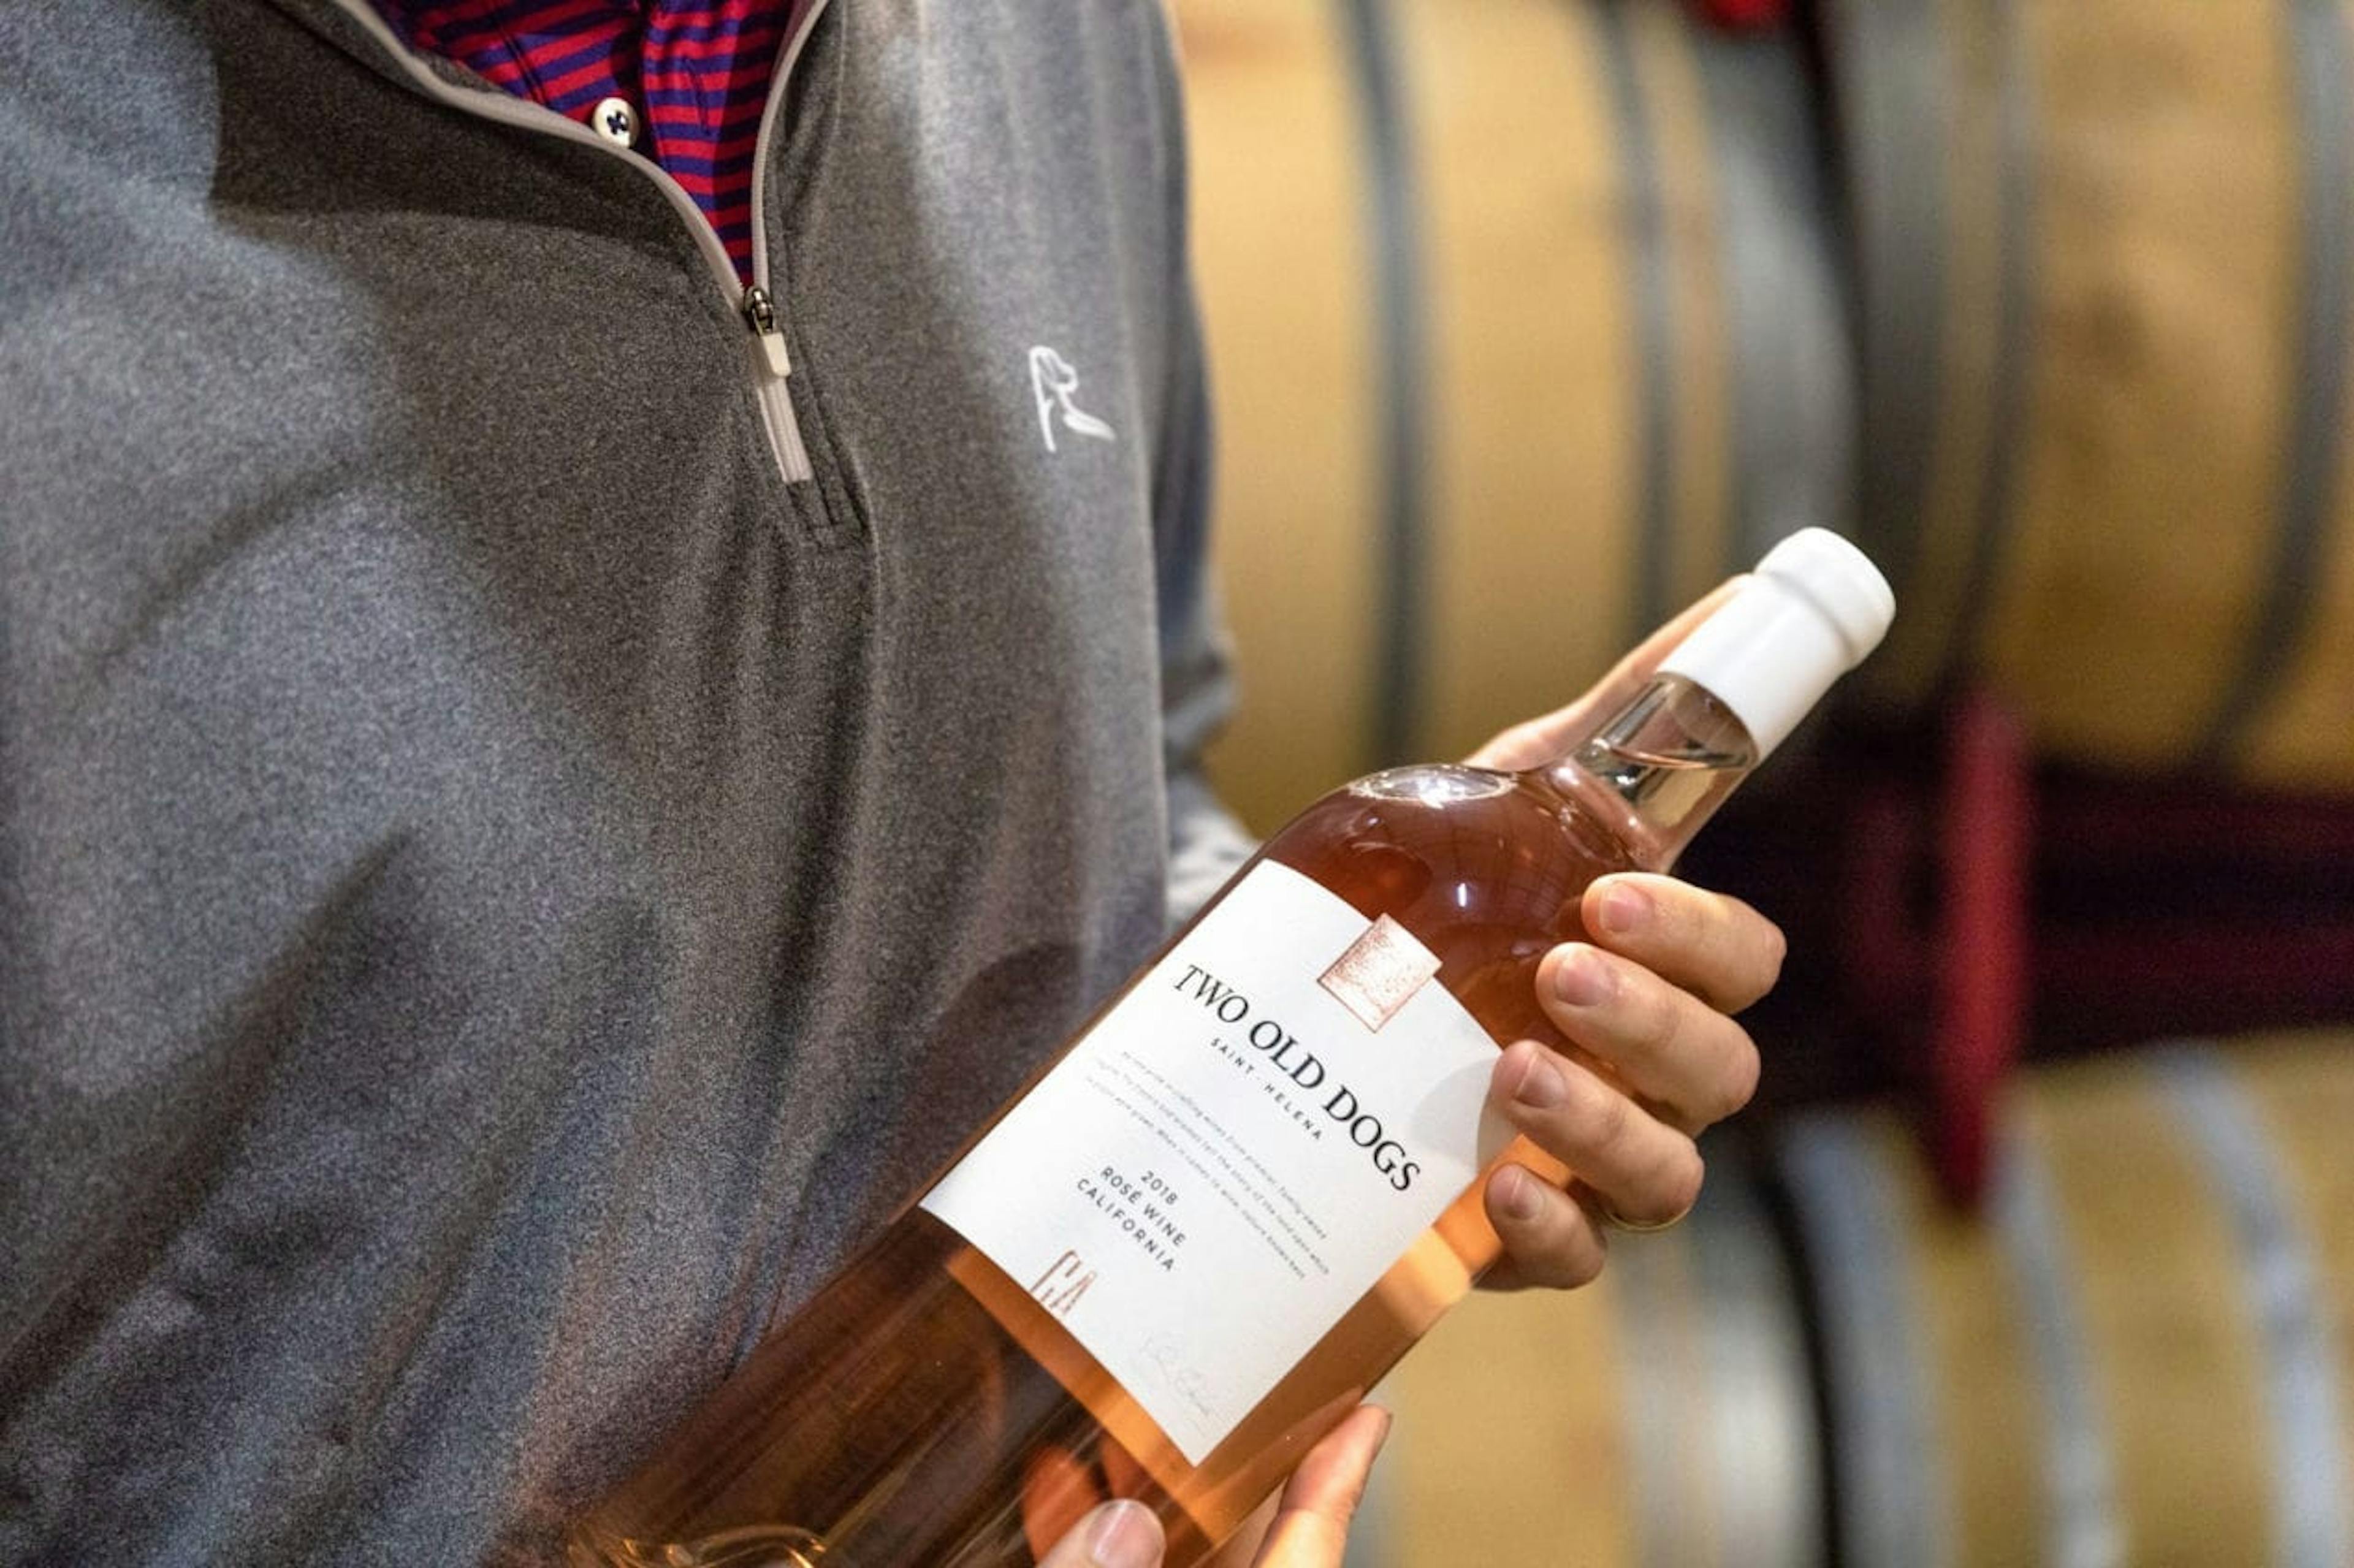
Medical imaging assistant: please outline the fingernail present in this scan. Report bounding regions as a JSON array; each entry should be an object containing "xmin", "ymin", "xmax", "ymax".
[
  {"xmin": 1085, "ymin": 1499, "xmax": 1164, "ymax": 1568},
  {"xmin": 1551, "ymin": 947, "xmax": 1613, "ymax": 1008},
  {"xmin": 1509, "ymin": 1045, "xmax": 1566, "ymax": 1109},
  {"xmin": 1494, "ymin": 1164, "xmax": 1545, "ymax": 1222},
  {"xmin": 1598, "ymin": 882, "xmax": 1651, "ymax": 938}
]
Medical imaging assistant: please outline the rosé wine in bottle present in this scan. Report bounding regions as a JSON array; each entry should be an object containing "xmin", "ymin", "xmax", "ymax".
[{"xmin": 569, "ymin": 530, "xmax": 1894, "ymax": 1568}]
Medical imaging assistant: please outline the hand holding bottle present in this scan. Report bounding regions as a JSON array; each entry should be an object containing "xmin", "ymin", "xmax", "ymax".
[{"xmin": 1463, "ymin": 582, "xmax": 1789, "ymax": 1290}]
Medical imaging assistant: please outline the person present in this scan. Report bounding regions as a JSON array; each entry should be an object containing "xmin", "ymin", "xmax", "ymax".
[{"xmin": 0, "ymin": 2, "xmax": 1785, "ymax": 1563}]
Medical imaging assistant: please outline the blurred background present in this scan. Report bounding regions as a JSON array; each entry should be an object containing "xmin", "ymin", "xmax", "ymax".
[{"xmin": 1170, "ymin": 0, "xmax": 2354, "ymax": 1562}]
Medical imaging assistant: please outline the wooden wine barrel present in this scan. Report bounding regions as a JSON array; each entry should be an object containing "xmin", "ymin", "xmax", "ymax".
[
  {"xmin": 1366, "ymin": 1155, "xmax": 1822, "ymax": 1568},
  {"xmin": 1824, "ymin": 0, "xmax": 2354, "ymax": 786},
  {"xmin": 1174, "ymin": 0, "xmax": 1853, "ymax": 831},
  {"xmin": 1780, "ymin": 1037, "xmax": 2354, "ymax": 1567},
  {"xmin": 1362, "ymin": 1035, "xmax": 2354, "ymax": 1567}
]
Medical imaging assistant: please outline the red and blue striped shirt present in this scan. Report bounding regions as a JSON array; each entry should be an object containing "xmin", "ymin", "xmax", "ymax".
[{"xmin": 368, "ymin": 0, "xmax": 815, "ymax": 284}]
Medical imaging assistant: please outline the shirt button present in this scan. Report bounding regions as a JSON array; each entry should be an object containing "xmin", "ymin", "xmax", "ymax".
[{"xmin": 590, "ymin": 96, "xmax": 638, "ymax": 147}]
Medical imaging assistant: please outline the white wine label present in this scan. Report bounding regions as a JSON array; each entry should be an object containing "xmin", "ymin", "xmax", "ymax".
[{"xmin": 922, "ymin": 860, "xmax": 1510, "ymax": 1462}]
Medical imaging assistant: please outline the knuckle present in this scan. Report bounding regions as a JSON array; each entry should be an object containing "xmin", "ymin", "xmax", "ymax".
[
  {"xmin": 1658, "ymin": 1149, "xmax": 1705, "ymax": 1221},
  {"xmin": 1755, "ymin": 918, "xmax": 1789, "ymax": 995},
  {"xmin": 1556, "ymin": 1227, "xmax": 1609, "ymax": 1288},
  {"xmin": 1629, "ymin": 976, "xmax": 1683, "ymax": 1062},
  {"xmin": 1710, "ymin": 1039, "xmax": 1762, "ymax": 1122},
  {"xmin": 1725, "ymin": 895, "xmax": 1786, "ymax": 1003},
  {"xmin": 1612, "ymin": 1148, "xmax": 1702, "ymax": 1230},
  {"xmin": 1685, "ymin": 1031, "xmax": 1760, "ymax": 1127},
  {"xmin": 1571, "ymin": 1072, "xmax": 1637, "ymax": 1155},
  {"xmin": 1515, "ymin": 1214, "xmax": 1607, "ymax": 1290}
]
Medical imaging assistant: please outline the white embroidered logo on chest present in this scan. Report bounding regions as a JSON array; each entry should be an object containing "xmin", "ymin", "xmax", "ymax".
[{"xmin": 1029, "ymin": 346, "xmax": 1117, "ymax": 453}]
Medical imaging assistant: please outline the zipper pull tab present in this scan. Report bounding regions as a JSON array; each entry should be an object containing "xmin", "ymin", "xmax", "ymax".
[{"xmin": 741, "ymin": 286, "xmax": 792, "ymax": 378}]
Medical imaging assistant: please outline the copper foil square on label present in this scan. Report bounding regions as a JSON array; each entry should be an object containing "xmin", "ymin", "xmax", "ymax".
[{"xmin": 1318, "ymin": 914, "xmax": 1441, "ymax": 1032}]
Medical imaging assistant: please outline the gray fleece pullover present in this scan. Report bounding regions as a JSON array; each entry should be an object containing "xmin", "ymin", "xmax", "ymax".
[{"xmin": 0, "ymin": 1, "xmax": 1249, "ymax": 1558}]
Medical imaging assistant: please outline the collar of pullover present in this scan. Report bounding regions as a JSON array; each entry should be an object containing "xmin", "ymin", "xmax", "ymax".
[{"xmin": 259, "ymin": 0, "xmax": 825, "ymax": 289}]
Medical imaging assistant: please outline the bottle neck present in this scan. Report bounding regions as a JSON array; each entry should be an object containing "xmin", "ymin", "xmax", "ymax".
[{"xmin": 1541, "ymin": 674, "xmax": 1760, "ymax": 871}]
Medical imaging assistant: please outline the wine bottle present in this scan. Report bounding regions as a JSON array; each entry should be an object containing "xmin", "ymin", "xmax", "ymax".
[{"xmin": 569, "ymin": 529, "xmax": 1894, "ymax": 1568}]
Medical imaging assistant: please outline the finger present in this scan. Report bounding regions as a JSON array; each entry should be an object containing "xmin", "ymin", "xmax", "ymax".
[
  {"xmin": 1253, "ymin": 1404, "xmax": 1392, "ymax": 1567},
  {"xmin": 1480, "ymin": 1159, "xmax": 1609, "ymax": 1290},
  {"xmin": 1582, "ymin": 873, "xmax": 1786, "ymax": 1014},
  {"xmin": 1491, "ymin": 1043, "xmax": 1705, "ymax": 1227},
  {"xmin": 1464, "ymin": 579, "xmax": 1745, "ymax": 769},
  {"xmin": 1538, "ymin": 944, "xmax": 1762, "ymax": 1131},
  {"xmin": 1039, "ymin": 1499, "xmax": 1165, "ymax": 1568}
]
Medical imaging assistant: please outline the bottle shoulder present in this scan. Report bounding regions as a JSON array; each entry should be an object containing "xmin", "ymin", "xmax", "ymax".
[{"xmin": 1259, "ymin": 763, "xmax": 1639, "ymax": 942}]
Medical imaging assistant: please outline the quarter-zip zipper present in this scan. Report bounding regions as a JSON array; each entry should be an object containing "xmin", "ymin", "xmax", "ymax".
[{"xmin": 322, "ymin": 0, "xmax": 834, "ymax": 485}]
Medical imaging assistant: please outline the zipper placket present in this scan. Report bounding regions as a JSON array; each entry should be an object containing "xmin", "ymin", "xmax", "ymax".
[
  {"xmin": 323, "ymin": 0, "xmax": 835, "ymax": 486},
  {"xmin": 739, "ymin": 0, "xmax": 837, "ymax": 483}
]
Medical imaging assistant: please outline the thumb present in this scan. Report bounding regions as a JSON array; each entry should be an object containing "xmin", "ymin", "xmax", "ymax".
[
  {"xmin": 1252, "ymin": 1404, "xmax": 1392, "ymax": 1566},
  {"xmin": 1041, "ymin": 1499, "xmax": 1167, "ymax": 1568}
]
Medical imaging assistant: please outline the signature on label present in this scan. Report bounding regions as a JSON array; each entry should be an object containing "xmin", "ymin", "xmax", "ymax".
[{"xmin": 1139, "ymin": 1328, "xmax": 1221, "ymax": 1431}]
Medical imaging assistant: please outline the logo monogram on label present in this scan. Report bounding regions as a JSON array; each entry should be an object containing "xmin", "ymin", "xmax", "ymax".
[
  {"xmin": 1030, "ymin": 1249, "xmax": 1097, "ymax": 1318},
  {"xmin": 1029, "ymin": 345, "xmax": 1117, "ymax": 453},
  {"xmin": 1317, "ymin": 915, "xmax": 1441, "ymax": 1032}
]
